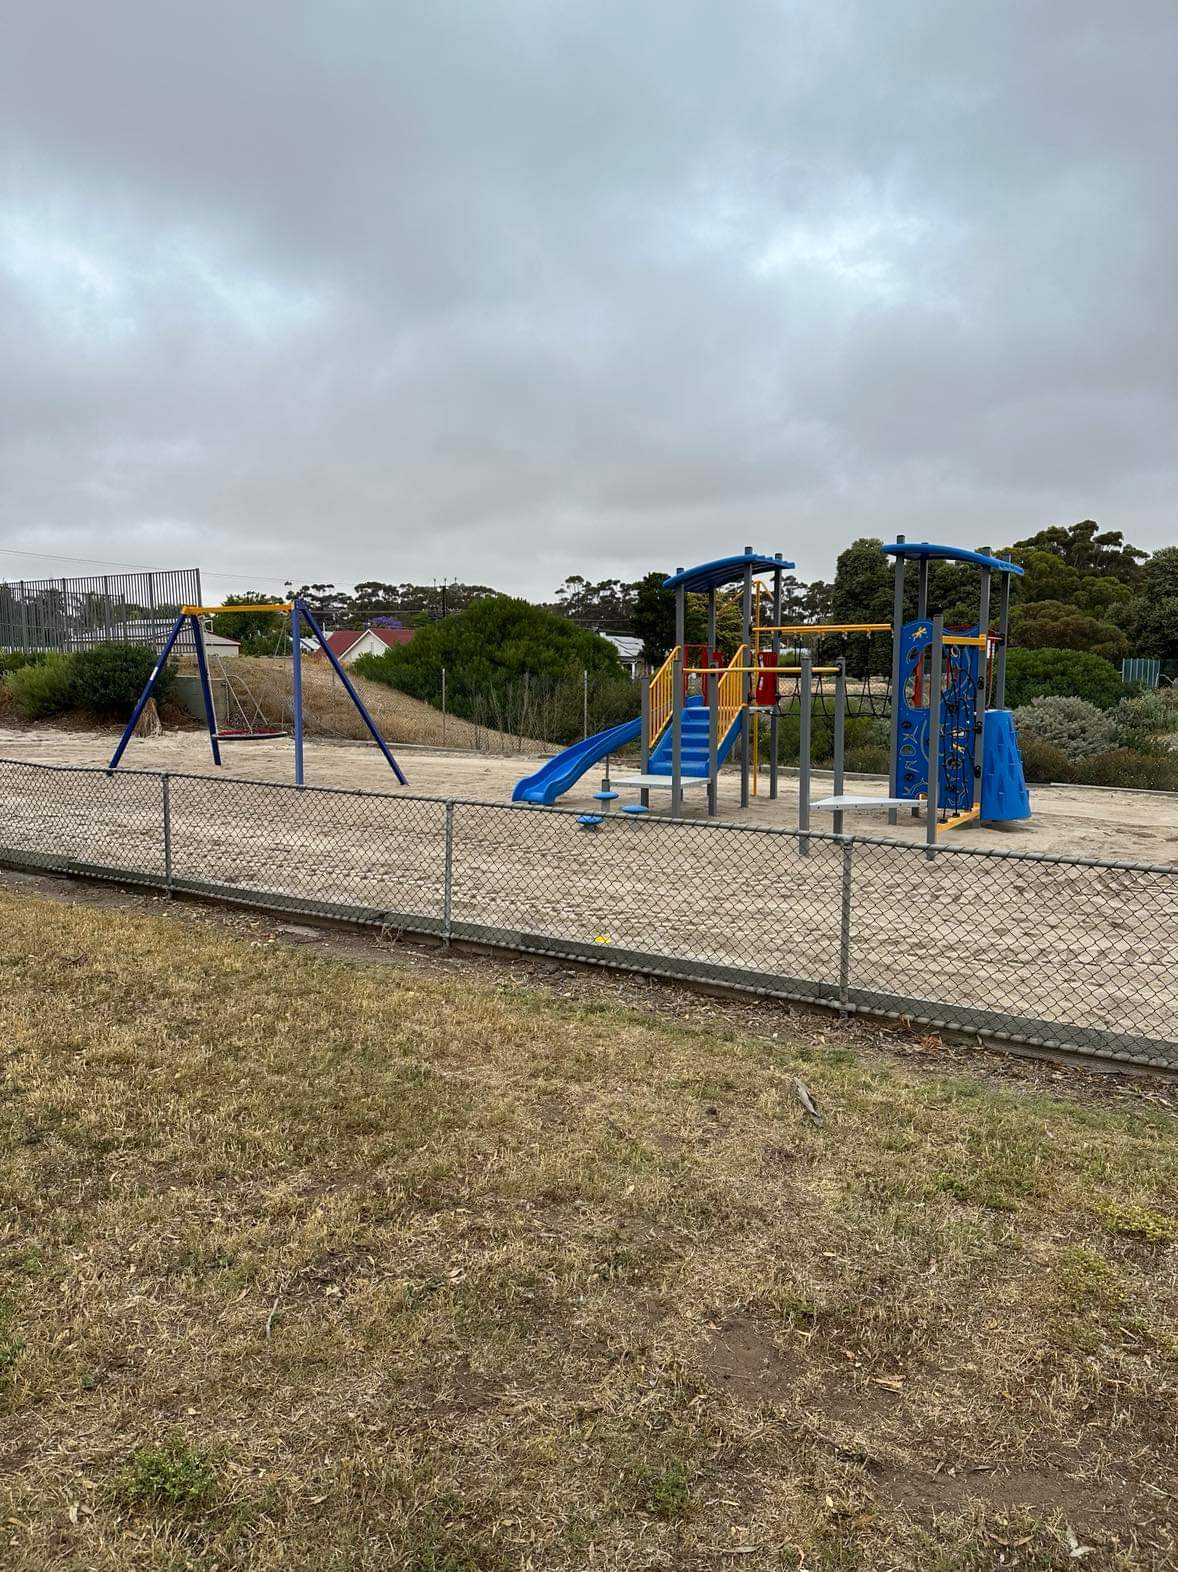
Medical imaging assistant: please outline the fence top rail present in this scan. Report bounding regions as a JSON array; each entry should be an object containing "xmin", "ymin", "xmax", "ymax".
[{"xmin": 1, "ymin": 754, "xmax": 1175, "ymax": 877}]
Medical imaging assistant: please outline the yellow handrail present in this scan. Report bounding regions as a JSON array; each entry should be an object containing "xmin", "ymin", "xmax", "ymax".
[
  {"xmin": 648, "ymin": 645, "xmax": 679, "ymax": 744},
  {"xmin": 714, "ymin": 644, "xmax": 747, "ymax": 742}
]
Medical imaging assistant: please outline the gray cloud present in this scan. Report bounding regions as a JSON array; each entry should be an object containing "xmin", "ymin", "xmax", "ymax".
[{"xmin": 3, "ymin": 0, "xmax": 1175, "ymax": 598}]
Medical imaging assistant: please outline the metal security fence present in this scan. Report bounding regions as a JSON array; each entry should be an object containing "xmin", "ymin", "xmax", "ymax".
[
  {"xmin": 0, "ymin": 568, "xmax": 202, "ymax": 653},
  {"xmin": 0, "ymin": 757, "xmax": 1175, "ymax": 1072}
]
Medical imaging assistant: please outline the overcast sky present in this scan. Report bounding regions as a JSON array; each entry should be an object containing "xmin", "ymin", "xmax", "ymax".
[{"xmin": 3, "ymin": 2, "xmax": 1176, "ymax": 601}]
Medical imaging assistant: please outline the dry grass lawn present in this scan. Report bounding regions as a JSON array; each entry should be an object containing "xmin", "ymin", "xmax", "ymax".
[{"xmin": 0, "ymin": 893, "xmax": 1175, "ymax": 1571}]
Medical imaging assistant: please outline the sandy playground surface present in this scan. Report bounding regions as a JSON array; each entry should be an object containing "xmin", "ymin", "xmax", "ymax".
[
  {"xmin": 1, "ymin": 723, "xmax": 1174, "ymax": 864},
  {"xmin": 0, "ymin": 726, "xmax": 1175, "ymax": 1058}
]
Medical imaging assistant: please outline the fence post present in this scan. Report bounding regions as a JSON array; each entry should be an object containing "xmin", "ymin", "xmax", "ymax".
[
  {"xmin": 441, "ymin": 667, "xmax": 447, "ymax": 748},
  {"xmin": 838, "ymin": 835, "xmax": 853, "ymax": 1016},
  {"xmin": 162, "ymin": 773, "xmax": 173, "ymax": 896},
  {"xmin": 442, "ymin": 800, "xmax": 454, "ymax": 946},
  {"xmin": 583, "ymin": 668, "xmax": 589, "ymax": 740}
]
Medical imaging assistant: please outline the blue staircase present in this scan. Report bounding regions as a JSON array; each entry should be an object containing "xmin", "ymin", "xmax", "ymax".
[{"xmin": 648, "ymin": 694, "xmax": 741, "ymax": 776}]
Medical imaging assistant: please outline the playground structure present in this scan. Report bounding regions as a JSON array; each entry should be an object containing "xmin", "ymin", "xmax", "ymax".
[
  {"xmin": 108, "ymin": 599, "xmax": 407, "ymax": 787},
  {"xmin": 513, "ymin": 540, "xmax": 1031, "ymax": 848}
]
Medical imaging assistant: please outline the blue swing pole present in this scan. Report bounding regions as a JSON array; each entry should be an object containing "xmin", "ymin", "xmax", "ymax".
[
  {"xmin": 191, "ymin": 614, "xmax": 222, "ymax": 767},
  {"xmin": 108, "ymin": 611, "xmax": 190, "ymax": 772},
  {"xmin": 292, "ymin": 601, "xmax": 304, "ymax": 786},
  {"xmin": 296, "ymin": 599, "xmax": 407, "ymax": 784}
]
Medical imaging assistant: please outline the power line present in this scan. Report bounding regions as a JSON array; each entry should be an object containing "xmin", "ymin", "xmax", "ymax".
[{"xmin": 0, "ymin": 544, "xmax": 299, "ymax": 585}]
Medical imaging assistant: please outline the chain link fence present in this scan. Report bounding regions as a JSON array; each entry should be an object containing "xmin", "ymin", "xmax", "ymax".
[{"xmin": 0, "ymin": 757, "xmax": 1174, "ymax": 1072}]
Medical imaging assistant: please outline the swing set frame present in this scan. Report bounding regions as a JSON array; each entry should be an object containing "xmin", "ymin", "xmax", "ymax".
[{"xmin": 108, "ymin": 598, "xmax": 407, "ymax": 787}]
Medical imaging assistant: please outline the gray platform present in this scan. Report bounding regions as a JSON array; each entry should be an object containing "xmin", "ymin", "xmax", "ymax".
[
  {"xmin": 610, "ymin": 774, "xmax": 709, "ymax": 790},
  {"xmin": 812, "ymin": 794, "xmax": 914, "ymax": 811}
]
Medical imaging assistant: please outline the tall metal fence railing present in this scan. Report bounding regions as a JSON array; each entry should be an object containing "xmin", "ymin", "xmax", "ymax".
[
  {"xmin": 0, "ymin": 757, "xmax": 1174, "ymax": 1072},
  {"xmin": 0, "ymin": 569, "xmax": 202, "ymax": 653}
]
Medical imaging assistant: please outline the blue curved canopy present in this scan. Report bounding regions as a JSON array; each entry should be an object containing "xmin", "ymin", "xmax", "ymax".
[
  {"xmin": 663, "ymin": 553, "xmax": 794, "ymax": 593},
  {"xmin": 881, "ymin": 542, "xmax": 1023, "ymax": 576}
]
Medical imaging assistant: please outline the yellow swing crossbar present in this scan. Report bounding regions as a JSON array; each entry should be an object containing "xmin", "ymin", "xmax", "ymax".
[{"xmin": 182, "ymin": 603, "xmax": 294, "ymax": 615}]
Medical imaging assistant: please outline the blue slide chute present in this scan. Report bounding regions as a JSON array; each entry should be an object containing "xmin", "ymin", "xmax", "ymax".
[{"xmin": 512, "ymin": 716, "xmax": 641, "ymax": 805}]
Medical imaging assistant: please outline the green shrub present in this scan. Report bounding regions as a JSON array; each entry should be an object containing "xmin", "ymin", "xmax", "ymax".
[
  {"xmin": 1013, "ymin": 696, "xmax": 1116, "ymax": 760},
  {"xmin": 1072, "ymin": 749, "xmax": 1178, "ymax": 791},
  {"xmin": 354, "ymin": 597, "xmax": 620, "ymax": 718},
  {"xmin": 69, "ymin": 643, "xmax": 172, "ymax": 717},
  {"xmin": 4, "ymin": 654, "xmax": 75, "ymax": 719},
  {"xmin": 1112, "ymin": 691, "xmax": 1176, "ymax": 747},
  {"xmin": 1003, "ymin": 647, "xmax": 1125, "ymax": 710},
  {"xmin": 1015, "ymin": 734, "xmax": 1075, "ymax": 784},
  {"xmin": 0, "ymin": 651, "xmax": 47, "ymax": 677},
  {"xmin": 842, "ymin": 743, "xmax": 890, "ymax": 775}
]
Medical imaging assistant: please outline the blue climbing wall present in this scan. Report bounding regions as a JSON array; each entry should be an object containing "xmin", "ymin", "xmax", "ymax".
[{"xmin": 894, "ymin": 620, "xmax": 979, "ymax": 813}]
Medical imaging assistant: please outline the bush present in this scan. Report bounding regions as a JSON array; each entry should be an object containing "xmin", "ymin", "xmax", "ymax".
[
  {"xmin": 1016, "ymin": 734, "xmax": 1075, "ymax": 784},
  {"xmin": 1013, "ymin": 697, "xmax": 1116, "ymax": 760},
  {"xmin": 354, "ymin": 597, "xmax": 621, "ymax": 718},
  {"xmin": 1003, "ymin": 647, "xmax": 1125, "ymax": 710},
  {"xmin": 69, "ymin": 642, "xmax": 172, "ymax": 717},
  {"xmin": 4, "ymin": 655, "xmax": 76, "ymax": 719},
  {"xmin": 1072, "ymin": 749, "xmax": 1178, "ymax": 791},
  {"xmin": 0, "ymin": 651, "xmax": 47, "ymax": 677},
  {"xmin": 1112, "ymin": 691, "xmax": 1176, "ymax": 748}
]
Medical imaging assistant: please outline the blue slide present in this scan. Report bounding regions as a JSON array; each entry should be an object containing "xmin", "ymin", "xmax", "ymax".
[{"xmin": 512, "ymin": 716, "xmax": 642, "ymax": 805}]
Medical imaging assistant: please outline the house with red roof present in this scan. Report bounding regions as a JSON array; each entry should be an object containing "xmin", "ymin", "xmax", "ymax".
[{"xmin": 316, "ymin": 623, "xmax": 415, "ymax": 665}]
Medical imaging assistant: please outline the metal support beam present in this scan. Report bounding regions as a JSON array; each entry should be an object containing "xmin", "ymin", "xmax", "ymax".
[
  {"xmin": 770, "ymin": 555, "xmax": 783, "ymax": 800},
  {"xmin": 639, "ymin": 662, "xmax": 651, "ymax": 809},
  {"xmin": 707, "ymin": 589, "xmax": 718, "ymax": 816},
  {"xmin": 671, "ymin": 648, "xmax": 683, "ymax": 820},
  {"xmin": 799, "ymin": 648, "xmax": 812, "ymax": 857},
  {"xmin": 993, "ymin": 559, "xmax": 1012, "ymax": 708},
  {"xmin": 926, "ymin": 613, "xmax": 944, "ymax": 859},
  {"xmin": 287, "ymin": 606, "xmax": 300, "ymax": 792},
  {"xmin": 107, "ymin": 611, "xmax": 190, "ymax": 771},
  {"xmin": 887, "ymin": 533, "xmax": 906, "ymax": 826},
  {"xmin": 297, "ymin": 600, "xmax": 408, "ymax": 784},
  {"xmin": 740, "ymin": 550, "xmax": 753, "ymax": 808},
  {"xmin": 832, "ymin": 657, "xmax": 846, "ymax": 837},
  {"xmin": 192, "ymin": 615, "xmax": 223, "ymax": 769},
  {"xmin": 973, "ymin": 568, "xmax": 991, "ymax": 812}
]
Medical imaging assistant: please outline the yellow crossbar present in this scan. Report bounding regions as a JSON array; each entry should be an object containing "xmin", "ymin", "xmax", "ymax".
[
  {"xmin": 943, "ymin": 634, "xmax": 988, "ymax": 647},
  {"xmin": 940, "ymin": 806, "xmax": 981, "ymax": 832},
  {"xmin": 756, "ymin": 622, "xmax": 891, "ymax": 636},
  {"xmin": 182, "ymin": 603, "xmax": 293, "ymax": 614},
  {"xmin": 682, "ymin": 665, "xmax": 841, "ymax": 675}
]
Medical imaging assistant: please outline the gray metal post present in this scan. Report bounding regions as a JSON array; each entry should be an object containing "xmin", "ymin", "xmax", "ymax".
[
  {"xmin": 639, "ymin": 662, "xmax": 651, "ymax": 808},
  {"xmin": 442, "ymin": 800, "xmax": 454, "ymax": 945},
  {"xmin": 441, "ymin": 666, "xmax": 447, "ymax": 747},
  {"xmin": 832, "ymin": 657, "xmax": 846, "ymax": 837},
  {"xmin": 740, "ymin": 550, "xmax": 753, "ymax": 807},
  {"xmin": 162, "ymin": 773, "xmax": 173, "ymax": 895},
  {"xmin": 838, "ymin": 835, "xmax": 853, "ymax": 1015},
  {"xmin": 770, "ymin": 555, "xmax": 783, "ymax": 800},
  {"xmin": 926, "ymin": 614, "xmax": 944, "ymax": 858},
  {"xmin": 671, "ymin": 581, "xmax": 686, "ymax": 819},
  {"xmin": 707, "ymin": 589, "xmax": 718, "ymax": 816},
  {"xmin": 887, "ymin": 534, "xmax": 906, "ymax": 825},
  {"xmin": 583, "ymin": 668, "xmax": 589, "ymax": 740},
  {"xmin": 671, "ymin": 648, "xmax": 683, "ymax": 820},
  {"xmin": 917, "ymin": 558, "xmax": 929, "ymax": 620},
  {"xmin": 799, "ymin": 649, "xmax": 812, "ymax": 857},
  {"xmin": 993, "ymin": 561, "xmax": 1012, "ymax": 708},
  {"xmin": 973, "ymin": 568, "xmax": 991, "ymax": 810}
]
